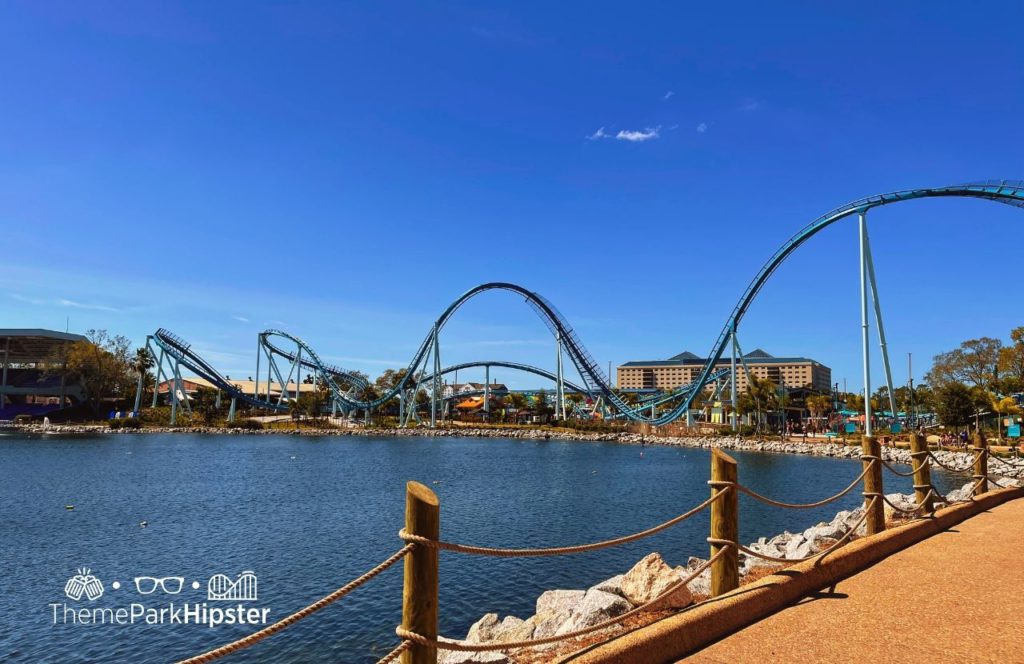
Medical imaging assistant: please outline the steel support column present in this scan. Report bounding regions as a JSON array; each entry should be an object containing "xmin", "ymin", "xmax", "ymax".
[
  {"xmin": 430, "ymin": 325, "xmax": 439, "ymax": 428},
  {"xmin": 859, "ymin": 211, "xmax": 873, "ymax": 437},
  {"xmin": 484, "ymin": 365, "xmax": 490, "ymax": 419},
  {"xmin": 863, "ymin": 225, "xmax": 898, "ymax": 420},
  {"xmin": 730, "ymin": 319, "xmax": 738, "ymax": 431},
  {"xmin": 0, "ymin": 336, "xmax": 9, "ymax": 409},
  {"xmin": 556, "ymin": 333, "xmax": 565, "ymax": 419},
  {"xmin": 254, "ymin": 335, "xmax": 261, "ymax": 400},
  {"xmin": 152, "ymin": 347, "xmax": 166, "ymax": 408}
]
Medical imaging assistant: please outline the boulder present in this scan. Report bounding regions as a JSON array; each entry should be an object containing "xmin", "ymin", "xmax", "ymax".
[
  {"xmin": 438, "ymin": 651, "xmax": 509, "ymax": 664},
  {"xmin": 491, "ymin": 615, "xmax": 535, "ymax": 643},
  {"xmin": 559, "ymin": 588, "xmax": 632, "ymax": 632},
  {"xmin": 883, "ymin": 492, "xmax": 919, "ymax": 520},
  {"xmin": 619, "ymin": 552, "xmax": 694, "ymax": 610},
  {"xmin": 591, "ymin": 573, "xmax": 627, "ymax": 599},
  {"xmin": 679, "ymin": 565, "xmax": 711, "ymax": 596},
  {"xmin": 783, "ymin": 534, "xmax": 808, "ymax": 558},
  {"xmin": 806, "ymin": 520, "xmax": 845, "ymax": 541},
  {"xmin": 465, "ymin": 613, "xmax": 500, "ymax": 643},
  {"xmin": 532, "ymin": 589, "xmax": 585, "ymax": 638}
]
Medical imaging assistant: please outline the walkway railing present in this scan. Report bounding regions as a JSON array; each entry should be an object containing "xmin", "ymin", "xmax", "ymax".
[{"xmin": 175, "ymin": 432, "xmax": 1015, "ymax": 664}]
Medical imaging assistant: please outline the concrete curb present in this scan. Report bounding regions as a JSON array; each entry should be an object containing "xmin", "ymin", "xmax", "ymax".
[{"xmin": 563, "ymin": 486, "xmax": 1024, "ymax": 664}]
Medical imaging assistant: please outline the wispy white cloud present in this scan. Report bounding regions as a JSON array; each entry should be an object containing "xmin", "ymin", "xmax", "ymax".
[
  {"xmin": 588, "ymin": 125, "xmax": 662, "ymax": 142},
  {"xmin": 663, "ymin": 91, "xmax": 674, "ymax": 100},
  {"xmin": 696, "ymin": 122, "xmax": 708, "ymax": 133},
  {"xmin": 232, "ymin": 315, "xmax": 250, "ymax": 323},
  {"xmin": 739, "ymin": 98, "xmax": 762, "ymax": 112},
  {"xmin": 10, "ymin": 293, "xmax": 120, "ymax": 312},
  {"xmin": 615, "ymin": 126, "xmax": 661, "ymax": 142}
]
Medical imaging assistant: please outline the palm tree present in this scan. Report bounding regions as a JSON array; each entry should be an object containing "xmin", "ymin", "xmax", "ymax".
[
  {"xmin": 991, "ymin": 394, "xmax": 1022, "ymax": 440},
  {"xmin": 132, "ymin": 347, "xmax": 155, "ymax": 412}
]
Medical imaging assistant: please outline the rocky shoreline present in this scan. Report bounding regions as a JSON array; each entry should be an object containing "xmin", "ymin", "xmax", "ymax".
[
  {"xmin": 13, "ymin": 424, "xmax": 1024, "ymax": 480},
  {"xmin": 439, "ymin": 476, "xmax": 1022, "ymax": 664}
]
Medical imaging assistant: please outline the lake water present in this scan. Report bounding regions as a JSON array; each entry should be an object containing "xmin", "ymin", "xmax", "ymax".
[{"xmin": 0, "ymin": 433, "xmax": 962, "ymax": 663}]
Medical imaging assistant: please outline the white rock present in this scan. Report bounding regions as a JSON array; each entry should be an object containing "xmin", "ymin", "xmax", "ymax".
[
  {"xmin": 492, "ymin": 615, "xmax": 534, "ymax": 643},
  {"xmin": 591, "ymin": 573, "xmax": 627, "ymax": 599},
  {"xmin": 438, "ymin": 651, "xmax": 509, "ymax": 664},
  {"xmin": 532, "ymin": 590, "xmax": 584, "ymax": 638},
  {"xmin": 784, "ymin": 535, "xmax": 808, "ymax": 558},
  {"xmin": 465, "ymin": 613, "xmax": 500, "ymax": 643},
  {"xmin": 619, "ymin": 552, "xmax": 694, "ymax": 610},
  {"xmin": 559, "ymin": 588, "xmax": 632, "ymax": 632},
  {"xmin": 535, "ymin": 589, "xmax": 585, "ymax": 617}
]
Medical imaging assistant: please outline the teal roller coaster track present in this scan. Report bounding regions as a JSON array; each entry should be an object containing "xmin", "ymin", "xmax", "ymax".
[{"xmin": 144, "ymin": 180, "xmax": 1024, "ymax": 426}]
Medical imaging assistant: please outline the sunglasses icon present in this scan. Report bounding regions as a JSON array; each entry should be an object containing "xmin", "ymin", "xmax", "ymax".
[{"xmin": 134, "ymin": 576, "xmax": 185, "ymax": 595}]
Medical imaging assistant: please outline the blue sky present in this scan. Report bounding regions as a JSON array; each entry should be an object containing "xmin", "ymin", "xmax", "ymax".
[{"xmin": 2, "ymin": 2, "xmax": 1023, "ymax": 391}]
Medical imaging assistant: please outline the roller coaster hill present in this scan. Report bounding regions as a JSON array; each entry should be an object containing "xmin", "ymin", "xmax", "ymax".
[{"xmin": 139, "ymin": 181, "xmax": 1024, "ymax": 430}]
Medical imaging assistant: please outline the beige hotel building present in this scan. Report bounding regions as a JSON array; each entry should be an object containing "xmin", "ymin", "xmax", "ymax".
[{"xmin": 617, "ymin": 349, "xmax": 831, "ymax": 393}]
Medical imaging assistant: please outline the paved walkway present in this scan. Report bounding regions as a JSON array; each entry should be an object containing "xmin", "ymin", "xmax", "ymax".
[{"xmin": 681, "ymin": 497, "xmax": 1024, "ymax": 664}]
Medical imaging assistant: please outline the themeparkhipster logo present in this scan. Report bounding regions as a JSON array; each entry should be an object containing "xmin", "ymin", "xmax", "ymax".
[{"xmin": 50, "ymin": 568, "xmax": 270, "ymax": 628}]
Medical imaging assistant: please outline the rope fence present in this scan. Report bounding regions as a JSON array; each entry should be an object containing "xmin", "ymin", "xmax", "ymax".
[
  {"xmin": 174, "ymin": 431, "xmax": 1018, "ymax": 664},
  {"xmin": 395, "ymin": 548, "xmax": 729, "ymax": 653},
  {"xmin": 398, "ymin": 490, "xmax": 726, "ymax": 557},
  {"xmin": 176, "ymin": 545, "xmax": 414, "ymax": 664}
]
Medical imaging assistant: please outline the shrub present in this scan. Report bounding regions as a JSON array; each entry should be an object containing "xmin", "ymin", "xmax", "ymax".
[
  {"xmin": 737, "ymin": 424, "xmax": 758, "ymax": 437},
  {"xmin": 121, "ymin": 417, "xmax": 141, "ymax": 430},
  {"xmin": 108, "ymin": 419, "xmax": 123, "ymax": 430}
]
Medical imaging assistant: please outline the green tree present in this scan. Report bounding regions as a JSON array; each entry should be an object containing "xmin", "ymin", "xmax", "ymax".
[
  {"xmin": 806, "ymin": 394, "xmax": 832, "ymax": 419},
  {"xmin": 927, "ymin": 337, "xmax": 1002, "ymax": 390},
  {"xmin": 191, "ymin": 387, "xmax": 222, "ymax": 425},
  {"xmin": 935, "ymin": 382, "xmax": 975, "ymax": 431},
  {"xmin": 534, "ymin": 389, "xmax": 552, "ymax": 419},
  {"xmin": 47, "ymin": 329, "xmax": 135, "ymax": 413},
  {"xmin": 507, "ymin": 392, "xmax": 529, "ymax": 412}
]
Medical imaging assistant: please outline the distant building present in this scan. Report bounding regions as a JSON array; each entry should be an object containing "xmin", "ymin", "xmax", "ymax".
[
  {"xmin": 0, "ymin": 329, "xmax": 87, "ymax": 418},
  {"xmin": 442, "ymin": 382, "xmax": 509, "ymax": 399},
  {"xmin": 156, "ymin": 377, "xmax": 320, "ymax": 401},
  {"xmin": 617, "ymin": 348, "xmax": 831, "ymax": 393}
]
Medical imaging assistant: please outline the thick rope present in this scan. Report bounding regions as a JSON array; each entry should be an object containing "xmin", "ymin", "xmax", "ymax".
[
  {"xmin": 927, "ymin": 451, "xmax": 979, "ymax": 474},
  {"xmin": 988, "ymin": 454, "xmax": 1024, "ymax": 469},
  {"xmin": 711, "ymin": 461, "xmax": 873, "ymax": 510},
  {"xmin": 399, "ymin": 490, "xmax": 727, "ymax": 557},
  {"xmin": 175, "ymin": 545, "xmax": 414, "ymax": 664},
  {"xmin": 721, "ymin": 497, "xmax": 877, "ymax": 564},
  {"xmin": 984, "ymin": 473, "xmax": 1013, "ymax": 489},
  {"xmin": 879, "ymin": 458, "xmax": 920, "ymax": 477},
  {"xmin": 942, "ymin": 476, "xmax": 988, "ymax": 504},
  {"xmin": 880, "ymin": 489, "xmax": 939, "ymax": 514},
  {"xmin": 376, "ymin": 640, "xmax": 413, "ymax": 664},
  {"xmin": 395, "ymin": 547, "xmax": 730, "ymax": 652}
]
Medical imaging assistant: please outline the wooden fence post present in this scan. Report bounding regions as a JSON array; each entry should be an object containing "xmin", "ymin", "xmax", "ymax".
[
  {"xmin": 402, "ymin": 481, "xmax": 439, "ymax": 664},
  {"xmin": 972, "ymin": 432, "xmax": 989, "ymax": 496},
  {"xmin": 861, "ymin": 436, "xmax": 885, "ymax": 534},
  {"xmin": 710, "ymin": 449, "xmax": 738, "ymax": 597},
  {"xmin": 908, "ymin": 433, "xmax": 934, "ymax": 513}
]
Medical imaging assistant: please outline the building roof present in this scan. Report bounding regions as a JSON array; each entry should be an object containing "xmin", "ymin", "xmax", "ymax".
[
  {"xmin": 0, "ymin": 329, "xmax": 88, "ymax": 364},
  {"xmin": 158, "ymin": 377, "xmax": 320, "ymax": 395}
]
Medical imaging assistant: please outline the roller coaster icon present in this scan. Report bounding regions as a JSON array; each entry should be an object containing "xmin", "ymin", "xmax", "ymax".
[{"xmin": 138, "ymin": 181, "xmax": 1024, "ymax": 428}]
